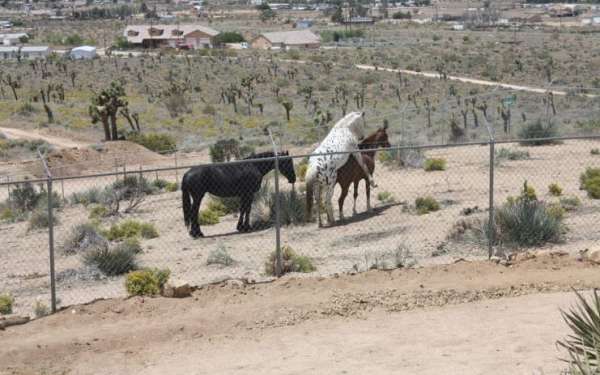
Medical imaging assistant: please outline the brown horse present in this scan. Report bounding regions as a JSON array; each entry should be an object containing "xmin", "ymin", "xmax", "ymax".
[{"xmin": 336, "ymin": 125, "xmax": 391, "ymax": 221}]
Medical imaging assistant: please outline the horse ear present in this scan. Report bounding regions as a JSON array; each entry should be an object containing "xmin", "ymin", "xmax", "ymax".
[{"xmin": 383, "ymin": 123, "xmax": 388, "ymax": 130}]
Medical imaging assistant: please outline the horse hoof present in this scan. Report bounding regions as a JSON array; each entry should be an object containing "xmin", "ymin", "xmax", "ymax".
[{"xmin": 190, "ymin": 231, "xmax": 204, "ymax": 239}]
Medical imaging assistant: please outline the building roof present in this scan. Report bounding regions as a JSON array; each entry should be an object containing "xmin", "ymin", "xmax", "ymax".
[
  {"xmin": 21, "ymin": 46, "xmax": 50, "ymax": 52},
  {"xmin": 259, "ymin": 29, "xmax": 319, "ymax": 45},
  {"xmin": 72, "ymin": 45, "xmax": 96, "ymax": 52},
  {"xmin": 124, "ymin": 24, "xmax": 219, "ymax": 44}
]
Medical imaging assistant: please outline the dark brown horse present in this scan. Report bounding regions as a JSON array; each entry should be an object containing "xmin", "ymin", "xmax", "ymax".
[{"xmin": 336, "ymin": 125, "xmax": 391, "ymax": 221}]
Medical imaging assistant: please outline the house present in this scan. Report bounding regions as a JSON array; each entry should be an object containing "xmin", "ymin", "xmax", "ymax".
[
  {"xmin": 20, "ymin": 46, "xmax": 51, "ymax": 60},
  {"xmin": 0, "ymin": 32, "xmax": 28, "ymax": 46},
  {"xmin": 0, "ymin": 21, "xmax": 12, "ymax": 29},
  {"xmin": 123, "ymin": 24, "xmax": 219, "ymax": 49},
  {"xmin": 344, "ymin": 17, "xmax": 376, "ymax": 25},
  {"xmin": 70, "ymin": 45, "xmax": 97, "ymax": 60},
  {"xmin": 0, "ymin": 45, "xmax": 50, "ymax": 60},
  {"xmin": 251, "ymin": 29, "xmax": 320, "ymax": 50},
  {"xmin": 0, "ymin": 46, "xmax": 19, "ymax": 60}
]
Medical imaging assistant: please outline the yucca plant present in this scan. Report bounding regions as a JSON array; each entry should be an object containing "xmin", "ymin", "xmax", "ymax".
[{"xmin": 558, "ymin": 289, "xmax": 600, "ymax": 374}]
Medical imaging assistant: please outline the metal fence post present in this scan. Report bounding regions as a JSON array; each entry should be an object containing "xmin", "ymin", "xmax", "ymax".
[
  {"xmin": 174, "ymin": 153, "xmax": 179, "ymax": 184},
  {"xmin": 488, "ymin": 138, "xmax": 495, "ymax": 259},
  {"xmin": 268, "ymin": 128, "xmax": 283, "ymax": 277},
  {"xmin": 38, "ymin": 150, "xmax": 57, "ymax": 313}
]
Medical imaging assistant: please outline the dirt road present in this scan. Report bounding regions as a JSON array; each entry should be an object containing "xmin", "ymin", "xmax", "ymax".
[
  {"xmin": 1, "ymin": 254, "xmax": 597, "ymax": 375},
  {"xmin": 0, "ymin": 127, "xmax": 90, "ymax": 149}
]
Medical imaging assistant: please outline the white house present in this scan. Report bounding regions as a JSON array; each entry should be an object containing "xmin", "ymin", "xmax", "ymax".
[
  {"xmin": 70, "ymin": 45, "xmax": 97, "ymax": 60},
  {"xmin": 0, "ymin": 46, "xmax": 19, "ymax": 60},
  {"xmin": 123, "ymin": 24, "xmax": 219, "ymax": 49},
  {"xmin": 0, "ymin": 32, "xmax": 28, "ymax": 46},
  {"xmin": 20, "ymin": 46, "xmax": 51, "ymax": 60}
]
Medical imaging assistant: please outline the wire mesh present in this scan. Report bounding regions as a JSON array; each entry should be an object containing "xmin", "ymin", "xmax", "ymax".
[{"xmin": 1, "ymin": 136, "xmax": 599, "ymax": 317}]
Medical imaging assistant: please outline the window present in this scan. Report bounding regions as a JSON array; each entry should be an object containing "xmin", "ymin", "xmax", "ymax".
[
  {"xmin": 171, "ymin": 29, "xmax": 183, "ymax": 36},
  {"xmin": 149, "ymin": 28, "xmax": 164, "ymax": 37},
  {"xmin": 127, "ymin": 30, "xmax": 139, "ymax": 37}
]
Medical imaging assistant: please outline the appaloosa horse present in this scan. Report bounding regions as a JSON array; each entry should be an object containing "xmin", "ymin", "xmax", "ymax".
[
  {"xmin": 305, "ymin": 112, "xmax": 376, "ymax": 227},
  {"xmin": 336, "ymin": 124, "xmax": 391, "ymax": 221},
  {"xmin": 182, "ymin": 151, "xmax": 296, "ymax": 238}
]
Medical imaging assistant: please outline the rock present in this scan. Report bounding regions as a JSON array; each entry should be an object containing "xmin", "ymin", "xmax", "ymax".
[
  {"xmin": 489, "ymin": 256, "xmax": 502, "ymax": 264},
  {"xmin": 509, "ymin": 251, "xmax": 535, "ymax": 263},
  {"xmin": 582, "ymin": 248, "xmax": 600, "ymax": 265},
  {"xmin": 225, "ymin": 279, "xmax": 244, "ymax": 289},
  {"xmin": 0, "ymin": 316, "xmax": 30, "ymax": 330},
  {"xmin": 162, "ymin": 280, "xmax": 192, "ymax": 298}
]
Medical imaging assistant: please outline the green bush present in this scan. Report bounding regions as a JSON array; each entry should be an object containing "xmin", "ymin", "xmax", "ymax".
[
  {"xmin": 424, "ymin": 158, "xmax": 447, "ymax": 171},
  {"xmin": 151, "ymin": 179, "xmax": 169, "ymax": 190},
  {"xmin": 495, "ymin": 148, "xmax": 530, "ymax": 162},
  {"xmin": 28, "ymin": 208, "xmax": 56, "ymax": 230},
  {"xmin": 212, "ymin": 31, "xmax": 245, "ymax": 46},
  {"xmin": 548, "ymin": 183, "xmax": 563, "ymax": 197},
  {"xmin": 518, "ymin": 119, "xmax": 559, "ymax": 145},
  {"xmin": 165, "ymin": 182, "xmax": 178, "ymax": 192},
  {"xmin": 111, "ymin": 175, "xmax": 155, "ymax": 198},
  {"xmin": 377, "ymin": 191, "xmax": 395, "ymax": 204},
  {"xmin": 0, "ymin": 293, "xmax": 14, "ymax": 315},
  {"xmin": 264, "ymin": 245, "xmax": 315, "ymax": 276},
  {"xmin": 89, "ymin": 204, "xmax": 109, "ymax": 219},
  {"xmin": 207, "ymin": 199, "xmax": 228, "ymax": 216},
  {"xmin": 206, "ymin": 245, "xmax": 234, "ymax": 266},
  {"xmin": 10, "ymin": 181, "xmax": 40, "ymax": 212},
  {"xmin": 558, "ymin": 289, "xmax": 600, "ymax": 374},
  {"xmin": 581, "ymin": 168, "xmax": 600, "ymax": 199},
  {"xmin": 127, "ymin": 132, "xmax": 176, "ymax": 154},
  {"xmin": 33, "ymin": 299, "xmax": 50, "ymax": 318},
  {"xmin": 70, "ymin": 187, "xmax": 103, "ymax": 206},
  {"xmin": 0, "ymin": 206, "xmax": 16, "ymax": 222},
  {"xmin": 104, "ymin": 220, "xmax": 159, "ymax": 241},
  {"xmin": 125, "ymin": 268, "xmax": 170, "ymax": 296},
  {"xmin": 83, "ymin": 244, "xmax": 138, "ymax": 276},
  {"xmin": 296, "ymin": 161, "xmax": 308, "ymax": 182},
  {"xmin": 486, "ymin": 185, "xmax": 563, "ymax": 248},
  {"xmin": 212, "ymin": 196, "xmax": 240, "ymax": 214},
  {"xmin": 560, "ymin": 196, "xmax": 582, "ymax": 211},
  {"xmin": 591, "ymin": 148, "xmax": 599, "ymax": 155},
  {"xmin": 415, "ymin": 196, "xmax": 440, "ymax": 215},
  {"xmin": 199, "ymin": 209, "xmax": 220, "ymax": 225},
  {"xmin": 392, "ymin": 10, "xmax": 411, "ymax": 19}
]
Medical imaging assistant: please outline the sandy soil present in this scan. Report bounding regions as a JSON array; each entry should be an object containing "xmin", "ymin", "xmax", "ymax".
[
  {"xmin": 2, "ymin": 139, "xmax": 599, "ymax": 317},
  {"xmin": 1, "ymin": 254, "xmax": 599, "ymax": 375}
]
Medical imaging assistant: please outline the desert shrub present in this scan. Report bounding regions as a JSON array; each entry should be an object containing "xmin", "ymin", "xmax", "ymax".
[
  {"xmin": 209, "ymin": 138, "xmax": 240, "ymax": 163},
  {"xmin": 88, "ymin": 204, "xmax": 109, "ymax": 219},
  {"xmin": 199, "ymin": 209, "xmax": 220, "ymax": 225},
  {"xmin": 33, "ymin": 298, "xmax": 50, "ymax": 318},
  {"xmin": 558, "ymin": 289, "xmax": 600, "ymax": 374},
  {"xmin": 212, "ymin": 196, "xmax": 240, "ymax": 214},
  {"xmin": 206, "ymin": 245, "xmax": 235, "ymax": 266},
  {"xmin": 560, "ymin": 196, "xmax": 582, "ymax": 211},
  {"xmin": 207, "ymin": 199, "xmax": 228, "ymax": 216},
  {"xmin": 151, "ymin": 179, "xmax": 169, "ymax": 190},
  {"xmin": 103, "ymin": 220, "xmax": 159, "ymax": 241},
  {"xmin": 377, "ymin": 191, "xmax": 395, "ymax": 204},
  {"xmin": 83, "ymin": 244, "xmax": 137, "ymax": 276},
  {"xmin": 0, "ymin": 206, "xmax": 16, "ymax": 222},
  {"xmin": 0, "ymin": 293, "xmax": 13, "ymax": 315},
  {"xmin": 70, "ymin": 187, "xmax": 103, "ymax": 206},
  {"xmin": 518, "ymin": 119, "xmax": 558, "ymax": 145},
  {"xmin": 10, "ymin": 181, "xmax": 40, "ymax": 212},
  {"xmin": 127, "ymin": 132, "xmax": 176, "ymax": 154},
  {"xmin": 125, "ymin": 268, "xmax": 170, "ymax": 296},
  {"xmin": 62, "ymin": 223, "xmax": 108, "ymax": 255},
  {"xmin": 111, "ymin": 175, "xmax": 155, "ymax": 198},
  {"xmin": 424, "ymin": 158, "xmax": 447, "ymax": 171},
  {"xmin": 296, "ymin": 160, "xmax": 309, "ymax": 182},
  {"xmin": 165, "ymin": 182, "xmax": 178, "ymax": 192},
  {"xmin": 495, "ymin": 148, "xmax": 530, "ymax": 162},
  {"xmin": 580, "ymin": 168, "xmax": 600, "ymax": 199},
  {"xmin": 392, "ymin": 10, "xmax": 411, "ymax": 19},
  {"xmin": 486, "ymin": 183, "xmax": 564, "ymax": 247},
  {"xmin": 415, "ymin": 196, "xmax": 440, "ymax": 215},
  {"xmin": 546, "ymin": 203, "xmax": 566, "ymax": 220},
  {"xmin": 115, "ymin": 238, "xmax": 143, "ymax": 254},
  {"xmin": 548, "ymin": 183, "xmax": 563, "ymax": 197},
  {"xmin": 592, "ymin": 148, "xmax": 600, "ymax": 156},
  {"xmin": 254, "ymin": 189, "xmax": 306, "ymax": 227},
  {"xmin": 28, "ymin": 208, "xmax": 56, "ymax": 230},
  {"xmin": 264, "ymin": 245, "xmax": 315, "ymax": 276}
]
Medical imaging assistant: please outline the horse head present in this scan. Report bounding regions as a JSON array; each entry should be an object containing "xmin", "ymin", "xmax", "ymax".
[
  {"xmin": 278, "ymin": 150, "xmax": 296, "ymax": 184},
  {"xmin": 360, "ymin": 124, "xmax": 391, "ymax": 150}
]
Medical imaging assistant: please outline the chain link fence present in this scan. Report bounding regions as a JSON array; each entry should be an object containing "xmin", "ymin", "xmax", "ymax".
[{"xmin": 1, "ymin": 135, "xmax": 599, "ymax": 317}]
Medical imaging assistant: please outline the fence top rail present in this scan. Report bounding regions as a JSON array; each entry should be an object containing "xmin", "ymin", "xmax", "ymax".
[{"xmin": 1, "ymin": 134, "xmax": 599, "ymax": 186}]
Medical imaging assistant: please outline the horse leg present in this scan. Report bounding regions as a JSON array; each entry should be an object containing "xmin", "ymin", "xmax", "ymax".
[
  {"xmin": 338, "ymin": 184, "xmax": 349, "ymax": 222},
  {"xmin": 365, "ymin": 177, "xmax": 372, "ymax": 212},
  {"xmin": 190, "ymin": 192, "xmax": 204, "ymax": 238},
  {"xmin": 236, "ymin": 200, "xmax": 244, "ymax": 231},
  {"xmin": 352, "ymin": 151, "xmax": 376, "ymax": 188},
  {"xmin": 316, "ymin": 183, "xmax": 322, "ymax": 228},
  {"xmin": 325, "ymin": 182, "xmax": 335, "ymax": 226},
  {"xmin": 353, "ymin": 180, "xmax": 359, "ymax": 216},
  {"xmin": 242, "ymin": 195, "xmax": 252, "ymax": 231}
]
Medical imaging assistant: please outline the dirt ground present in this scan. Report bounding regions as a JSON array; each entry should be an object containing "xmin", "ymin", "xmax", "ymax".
[{"xmin": 2, "ymin": 254, "xmax": 599, "ymax": 375}]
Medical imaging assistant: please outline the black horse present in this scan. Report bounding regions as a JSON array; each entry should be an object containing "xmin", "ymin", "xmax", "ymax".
[{"xmin": 182, "ymin": 151, "xmax": 296, "ymax": 238}]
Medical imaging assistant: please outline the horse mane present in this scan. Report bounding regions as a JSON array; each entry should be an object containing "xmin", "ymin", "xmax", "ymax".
[{"xmin": 359, "ymin": 128, "xmax": 386, "ymax": 149}]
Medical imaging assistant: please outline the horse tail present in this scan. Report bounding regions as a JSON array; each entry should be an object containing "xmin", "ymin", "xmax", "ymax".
[
  {"xmin": 181, "ymin": 174, "xmax": 192, "ymax": 229},
  {"xmin": 305, "ymin": 166, "xmax": 317, "ymax": 222}
]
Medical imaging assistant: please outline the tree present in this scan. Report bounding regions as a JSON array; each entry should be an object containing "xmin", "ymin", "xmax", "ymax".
[
  {"xmin": 331, "ymin": 5, "xmax": 344, "ymax": 24},
  {"xmin": 257, "ymin": 3, "xmax": 276, "ymax": 22},
  {"xmin": 89, "ymin": 80, "xmax": 128, "ymax": 141},
  {"xmin": 280, "ymin": 98, "xmax": 293, "ymax": 122}
]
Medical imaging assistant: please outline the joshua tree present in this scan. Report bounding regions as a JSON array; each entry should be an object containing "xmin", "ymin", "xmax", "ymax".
[
  {"xmin": 280, "ymin": 98, "xmax": 293, "ymax": 122},
  {"xmin": 89, "ymin": 80, "xmax": 128, "ymax": 141}
]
